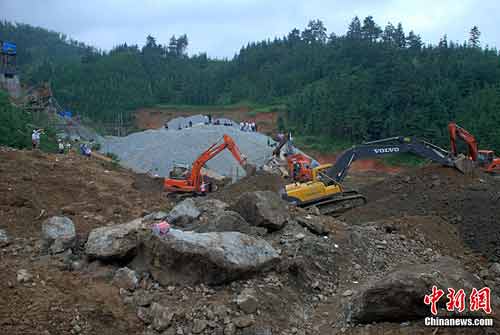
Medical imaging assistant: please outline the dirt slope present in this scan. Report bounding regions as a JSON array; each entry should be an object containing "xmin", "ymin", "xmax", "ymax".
[
  {"xmin": 341, "ymin": 165, "xmax": 500, "ymax": 261},
  {"xmin": 0, "ymin": 147, "xmax": 168, "ymax": 335}
]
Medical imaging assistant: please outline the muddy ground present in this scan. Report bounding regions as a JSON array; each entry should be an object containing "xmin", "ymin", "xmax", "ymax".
[
  {"xmin": 1, "ymin": 148, "xmax": 499, "ymax": 334},
  {"xmin": 0, "ymin": 148, "xmax": 168, "ymax": 335}
]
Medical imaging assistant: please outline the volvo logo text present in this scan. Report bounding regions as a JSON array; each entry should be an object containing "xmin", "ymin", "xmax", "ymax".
[{"xmin": 374, "ymin": 147, "xmax": 400, "ymax": 154}]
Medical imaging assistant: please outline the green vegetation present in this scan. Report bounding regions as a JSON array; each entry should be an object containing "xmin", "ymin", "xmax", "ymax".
[
  {"xmin": 0, "ymin": 91, "xmax": 57, "ymax": 151},
  {"xmin": 2, "ymin": 18, "xmax": 500, "ymax": 154},
  {"xmin": 0, "ymin": 91, "xmax": 32, "ymax": 148},
  {"xmin": 293, "ymin": 135, "xmax": 352, "ymax": 153},
  {"xmin": 153, "ymin": 102, "xmax": 286, "ymax": 115},
  {"xmin": 382, "ymin": 153, "xmax": 427, "ymax": 167}
]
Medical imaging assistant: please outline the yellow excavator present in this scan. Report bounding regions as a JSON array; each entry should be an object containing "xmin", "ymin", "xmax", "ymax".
[
  {"xmin": 282, "ymin": 136, "xmax": 461, "ymax": 215},
  {"xmin": 282, "ymin": 163, "xmax": 366, "ymax": 215}
]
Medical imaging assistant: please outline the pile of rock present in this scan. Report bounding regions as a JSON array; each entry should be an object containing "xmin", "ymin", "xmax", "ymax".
[{"xmin": 83, "ymin": 191, "xmax": 292, "ymax": 288}]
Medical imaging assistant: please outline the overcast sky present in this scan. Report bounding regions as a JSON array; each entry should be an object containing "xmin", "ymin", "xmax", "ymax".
[{"xmin": 1, "ymin": 0, "xmax": 499, "ymax": 58}]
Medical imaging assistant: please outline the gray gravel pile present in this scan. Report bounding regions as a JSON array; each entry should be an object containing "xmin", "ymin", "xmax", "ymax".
[{"xmin": 100, "ymin": 124, "xmax": 275, "ymax": 178}]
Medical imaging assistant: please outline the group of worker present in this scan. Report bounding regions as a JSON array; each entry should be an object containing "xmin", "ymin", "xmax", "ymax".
[
  {"xmin": 31, "ymin": 127, "xmax": 93, "ymax": 157},
  {"xmin": 57, "ymin": 139, "xmax": 72, "ymax": 154},
  {"xmin": 165, "ymin": 115, "xmax": 237, "ymax": 130},
  {"xmin": 240, "ymin": 122, "xmax": 257, "ymax": 132}
]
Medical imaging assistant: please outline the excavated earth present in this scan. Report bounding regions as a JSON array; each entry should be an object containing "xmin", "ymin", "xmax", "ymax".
[{"xmin": 1, "ymin": 148, "xmax": 499, "ymax": 335}]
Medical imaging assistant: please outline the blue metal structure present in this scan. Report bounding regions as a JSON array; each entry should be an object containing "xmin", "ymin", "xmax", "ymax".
[
  {"xmin": 0, "ymin": 40, "xmax": 17, "ymax": 76},
  {"xmin": 2, "ymin": 41, "xmax": 17, "ymax": 55}
]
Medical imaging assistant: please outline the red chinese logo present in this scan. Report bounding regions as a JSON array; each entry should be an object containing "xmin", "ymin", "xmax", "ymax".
[
  {"xmin": 424, "ymin": 286, "xmax": 492, "ymax": 315},
  {"xmin": 446, "ymin": 288, "xmax": 466, "ymax": 313},
  {"xmin": 424, "ymin": 285, "xmax": 444, "ymax": 316},
  {"xmin": 470, "ymin": 287, "xmax": 492, "ymax": 314}
]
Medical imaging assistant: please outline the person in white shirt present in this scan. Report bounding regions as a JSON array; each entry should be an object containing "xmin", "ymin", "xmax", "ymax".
[
  {"xmin": 31, "ymin": 129, "xmax": 42, "ymax": 149},
  {"xmin": 58, "ymin": 140, "xmax": 65, "ymax": 154}
]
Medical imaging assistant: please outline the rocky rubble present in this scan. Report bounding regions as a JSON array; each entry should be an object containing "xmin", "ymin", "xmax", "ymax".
[
  {"xmin": 5, "ymin": 159, "xmax": 499, "ymax": 335},
  {"xmin": 295, "ymin": 214, "xmax": 336, "ymax": 235},
  {"xmin": 113, "ymin": 267, "xmax": 139, "ymax": 290},
  {"xmin": 0, "ymin": 229, "xmax": 10, "ymax": 247}
]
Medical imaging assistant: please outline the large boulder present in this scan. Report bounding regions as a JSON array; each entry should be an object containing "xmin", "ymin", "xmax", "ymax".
[
  {"xmin": 168, "ymin": 198, "xmax": 201, "ymax": 226},
  {"xmin": 85, "ymin": 218, "xmax": 144, "ymax": 260},
  {"xmin": 41, "ymin": 216, "xmax": 76, "ymax": 253},
  {"xmin": 195, "ymin": 198, "xmax": 230, "ymax": 215},
  {"xmin": 194, "ymin": 210, "xmax": 266, "ymax": 236},
  {"xmin": 232, "ymin": 191, "xmax": 289, "ymax": 231},
  {"xmin": 135, "ymin": 229, "xmax": 280, "ymax": 285},
  {"xmin": 348, "ymin": 257, "xmax": 485, "ymax": 323}
]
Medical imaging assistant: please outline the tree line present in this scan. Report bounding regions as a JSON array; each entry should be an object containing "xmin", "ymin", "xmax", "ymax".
[{"xmin": 1, "ymin": 18, "xmax": 500, "ymax": 151}]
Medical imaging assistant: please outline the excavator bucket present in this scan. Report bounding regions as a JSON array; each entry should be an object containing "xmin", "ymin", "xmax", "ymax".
[
  {"xmin": 244, "ymin": 163, "xmax": 257, "ymax": 176},
  {"xmin": 453, "ymin": 154, "xmax": 475, "ymax": 175}
]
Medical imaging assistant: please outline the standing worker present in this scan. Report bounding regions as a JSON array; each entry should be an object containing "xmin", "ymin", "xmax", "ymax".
[
  {"xmin": 58, "ymin": 139, "xmax": 65, "ymax": 154},
  {"xmin": 31, "ymin": 129, "xmax": 42, "ymax": 149},
  {"xmin": 65, "ymin": 141, "xmax": 72, "ymax": 153}
]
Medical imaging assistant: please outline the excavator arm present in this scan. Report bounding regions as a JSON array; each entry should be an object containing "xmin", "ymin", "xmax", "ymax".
[
  {"xmin": 448, "ymin": 122, "xmax": 478, "ymax": 161},
  {"xmin": 326, "ymin": 136, "xmax": 456, "ymax": 182},
  {"xmin": 165, "ymin": 134, "xmax": 249, "ymax": 193},
  {"xmin": 188, "ymin": 134, "xmax": 248, "ymax": 190}
]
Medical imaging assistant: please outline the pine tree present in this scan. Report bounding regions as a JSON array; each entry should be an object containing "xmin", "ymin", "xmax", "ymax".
[
  {"xmin": 168, "ymin": 35, "xmax": 178, "ymax": 54},
  {"xmin": 382, "ymin": 23, "xmax": 395, "ymax": 44},
  {"xmin": 347, "ymin": 16, "xmax": 362, "ymax": 39},
  {"xmin": 394, "ymin": 23, "xmax": 406, "ymax": 48},
  {"xmin": 438, "ymin": 34, "xmax": 448, "ymax": 49},
  {"xmin": 406, "ymin": 31, "xmax": 422, "ymax": 50},
  {"xmin": 468, "ymin": 26, "xmax": 481, "ymax": 48},
  {"xmin": 361, "ymin": 16, "xmax": 382, "ymax": 42},
  {"xmin": 301, "ymin": 20, "xmax": 327, "ymax": 44}
]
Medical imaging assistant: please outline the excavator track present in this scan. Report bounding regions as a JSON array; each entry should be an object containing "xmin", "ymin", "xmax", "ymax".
[{"xmin": 295, "ymin": 190, "xmax": 367, "ymax": 216}]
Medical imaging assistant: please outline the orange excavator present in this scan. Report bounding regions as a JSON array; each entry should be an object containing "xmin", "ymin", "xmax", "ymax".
[
  {"xmin": 448, "ymin": 122, "xmax": 500, "ymax": 174},
  {"xmin": 164, "ymin": 134, "xmax": 252, "ymax": 194},
  {"xmin": 271, "ymin": 132, "xmax": 315, "ymax": 182}
]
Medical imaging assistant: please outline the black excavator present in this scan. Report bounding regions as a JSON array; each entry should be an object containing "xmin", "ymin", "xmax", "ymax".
[{"xmin": 282, "ymin": 136, "xmax": 459, "ymax": 215}]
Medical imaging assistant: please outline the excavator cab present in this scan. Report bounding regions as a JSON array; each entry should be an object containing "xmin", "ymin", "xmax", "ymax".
[
  {"xmin": 477, "ymin": 150, "xmax": 500, "ymax": 174},
  {"xmin": 169, "ymin": 163, "xmax": 190, "ymax": 179},
  {"xmin": 287, "ymin": 153, "xmax": 313, "ymax": 181},
  {"xmin": 478, "ymin": 150, "xmax": 494, "ymax": 166}
]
